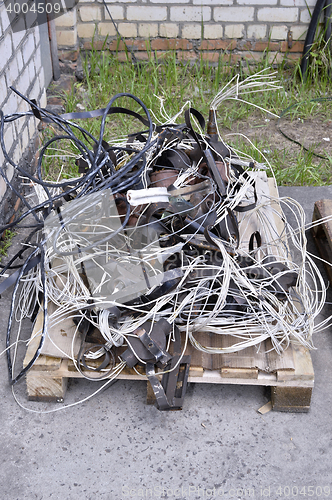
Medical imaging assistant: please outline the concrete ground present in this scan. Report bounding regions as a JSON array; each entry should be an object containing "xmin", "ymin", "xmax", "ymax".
[{"xmin": 0, "ymin": 186, "xmax": 331, "ymax": 500}]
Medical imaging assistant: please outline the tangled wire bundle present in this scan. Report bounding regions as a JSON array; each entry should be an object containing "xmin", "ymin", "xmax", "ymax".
[{"xmin": 0, "ymin": 70, "xmax": 328, "ymax": 409}]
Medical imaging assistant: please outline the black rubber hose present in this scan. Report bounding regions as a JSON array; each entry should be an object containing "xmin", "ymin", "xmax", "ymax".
[
  {"xmin": 301, "ymin": 0, "xmax": 326, "ymax": 80},
  {"xmin": 324, "ymin": 0, "xmax": 332, "ymax": 45},
  {"xmin": 6, "ymin": 245, "xmax": 47, "ymax": 385}
]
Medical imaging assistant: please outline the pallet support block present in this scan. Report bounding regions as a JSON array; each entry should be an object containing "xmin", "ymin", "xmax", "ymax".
[
  {"xmin": 271, "ymin": 386, "xmax": 312, "ymax": 413},
  {"xmin": 312, "ymin": 199, "xmax": 332, "ymax": 282},
  {"xmin": 26, "ymin": 371, "xmax": 68, "ymax": 402},
  {"xmin": 271, "ymin": 342, "xmax": 314, "ymax": 412}
]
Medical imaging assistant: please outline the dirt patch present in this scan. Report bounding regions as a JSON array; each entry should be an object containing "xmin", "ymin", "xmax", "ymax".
[{"xmin": 219, "ymin": 116, "xmax": 332, "ymax": 158}]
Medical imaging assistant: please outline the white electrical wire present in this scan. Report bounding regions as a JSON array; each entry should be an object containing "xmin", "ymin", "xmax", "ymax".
[{"xmin": 8, "ymin": 70, "xmax": 332, "ymax": 413}]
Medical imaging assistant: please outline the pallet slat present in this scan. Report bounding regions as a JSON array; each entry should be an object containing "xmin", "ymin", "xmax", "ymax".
[{"xmin": 312, "ymin": 199, "xmax": 332, "ymax": 282}]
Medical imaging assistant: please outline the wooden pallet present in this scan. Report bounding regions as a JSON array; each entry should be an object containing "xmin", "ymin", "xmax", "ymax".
[
  {"xmin": 24, "ymin": 338, "xmax": 314, "ymax": 412},
  {"xmin": 22, "ymin": 176, "xmax": 315, "ymax": 412},
  {"xmin": 312, "ymin": 199, "xmax": 332, "ymax": 283}
]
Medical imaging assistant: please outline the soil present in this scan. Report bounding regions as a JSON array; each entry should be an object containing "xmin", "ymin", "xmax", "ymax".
[{"xmin": 218, "ymin": 115, "xmax": 332, "ymax": 159}]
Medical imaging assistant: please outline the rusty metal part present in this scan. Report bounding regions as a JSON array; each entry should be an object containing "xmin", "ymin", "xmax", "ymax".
[
  {"xmin": 168, "ymin": 179, "xmax": 212, "ymax": 199},
  {"xmin": 207, "ymin": 109, "xmax": 218, "ymax": 137},
  {"xmin": 150, "ymin": 169, "xmax": 179, "ymax": 188},
  {"xmin": 215, "ymin": 161, "xmax": 230, "ymax": 183}
]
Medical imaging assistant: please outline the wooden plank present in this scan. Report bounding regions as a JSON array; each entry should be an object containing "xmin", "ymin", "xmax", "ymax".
[
  {"xmin": 221, "ymin": 367, "xmax": 258, "ymax": 379},
  {"xmin": 289, "ymin": 342, "xmax": 314, "ymax": 382},
  {"xmin": 23, "ymin": 307, "xmax": 63, "ymax": 371},
  {"xmin": 28, "ymin": 355, "xmax": 62, "ymax": 371},
  {"xmin": 23, "ymin": 301, "xmax": 81, "ymax": 367},
  {"xmin": 267, "ymin": 341, "xmax": 295, "ymax": 373},
  {"xmin": 189, "ymin": 366, "xmax": 204, "ymax": 377},
  {"xmin": 221, "ymin": 336, "xmax": 268, "ymax": 371},
  {"xmin": 313, "ymin": 199, "xmax": 332, "ymax": 244},
  {"xmin": 312, "ymin": 199, "xmax": 332, "ymax": 283}
]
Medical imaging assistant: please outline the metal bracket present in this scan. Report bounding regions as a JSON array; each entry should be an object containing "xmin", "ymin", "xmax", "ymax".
[{"xmin": 146, "ymin": 354, "xmax": 191, "ymax": 411}]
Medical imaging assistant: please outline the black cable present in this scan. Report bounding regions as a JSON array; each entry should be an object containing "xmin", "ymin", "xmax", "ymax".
[
  {"xmin": 324, "ymin": 0, "xmax": 332, "ymax": 44},
  {"xmin": 0, "ymin": 92, "xmax": 155, "ymax": 235},
  {"xmin": 0, "ymin": 86, "xmax": 261, "ymax": 390},
  {"xmin": 0, "ymin": 227, "xmax": 40, "ymax": 272},
  {"xmin": 301, "ymin": 0, "xmax": 327, "ymax": 81},
  {"xmin": 101, "ymin": 0, "xmax": 139, "ymax": 67},
  {"xmin": 6, "ymin": 244, "xmax": 46, "ymax": 385},
  {"xmin": 0, "ymin": 89, "xmax": 156, "ymax": 383}
]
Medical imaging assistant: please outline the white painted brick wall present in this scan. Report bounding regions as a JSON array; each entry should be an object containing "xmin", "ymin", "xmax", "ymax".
[
  {"xmin": 17, "ymin": 67, "xmax": 30, "ymax": 96},
  {"xmin": 127, "ymin": 6, "xmax": 167, "ymax": 22},
  {"xmin": 56, "ymin": 28, "xmax": 78, "ymax": 48},
  {"xmin": 151, "ymin": 0, "xmax": 188, "ymax": 3},
  {"xmin": 138, "ymin": 23, "xmax": 159, "ymax": 37},
  {"xmin": 291, "ymin": 25, "xmax": 307, "ymax": 40},
  {"xmin": 72, "ymin": 0, "xmax": 316, "ymax": 50},
  {"xmin": 78, "ymin": 23, "xmax": 99, "ymax": 38},
  {"xmin": 22, "ymin": 33, "xmax": 35, "ymax": 65},
  {"xmin": 182, "ymin": 24, "xmax": 202, "ymax": 39},
  {"xmin": 258, "ymin": 7, "xmax": 299, "ymax": 23},
  {"xmin": 204, "ymin": 24, "xmax": 223, "ymax": 39},
  {"xmin": 54, "ymin": 9, "xmax": 77, "ymax": 28},
  {"xmin": 159, "ymin": 23, "xmax": 179, "ymax": 38},
  {"xmin": 1, "ymin": 32, "xmax": 13, "ymax": 59},
  {"xmin": 214, "ymin": 7, "xmax": 255, "ymax": 22},
  {"xmin": 280, "ymin": 0, "xmax": 316, "ymax": 6},
  {"xmin": 117, "ymin": 23, "xmax": 138, "ymax": 38},
  {"xmin": 225, "ymin": 24, "xmax": 245, "ymax": 39},
  {"xmin": 16, "ymin": 50, "xmax": 24, "ymax": 72},
  {"xmin": 270, "ymin": 25, "xmax": 289, "ymax": 40},
  {"xmin": 0, "ymin": 8, "xmax": 10, "ymax": 31},
  {"xmin": 300, "ymin": 9, "xmax": 313, "ymax": 24},
  {"xmin": 0, "ymin": 6, "xmax": 47, "ymax": 212},
  {"xmin": 104, "ymin": 5, "xmax": 124, "ymax": 20},
  {"xmin": 247, "ymin": 24, "xmax": 267, "ymax": 39},
  {"xmin": 170, "ymin": 6, "xmax": 211, "ymax": 22},
  {"xmin": 193, "ymin": 0, "xmax": 230, "ymax": 4},
  {"xmin": 7, "ymin": 57, "xmax": 19, "ymax": 86},
  {"xmin": 11, "ymin": 21, "xmax": 25, "ymax": 46},
  {"xmin": 79, "ymin": 6, "xmax": 102, "ymax": 22}
]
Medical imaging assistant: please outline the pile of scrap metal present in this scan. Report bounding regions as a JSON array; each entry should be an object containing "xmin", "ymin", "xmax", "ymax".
[{"xmin": 0, "ymin": 71, "xmax": 324, "ymax": 410}]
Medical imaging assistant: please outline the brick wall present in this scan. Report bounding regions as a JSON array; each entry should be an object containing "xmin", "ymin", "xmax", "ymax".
[
  {"xmin": 54, "ymin": 0, "xmax": 317, "ymax": 63},
  {"xmin": 0, "ymin": 6, "xmax": 47, "ymax": 226}
]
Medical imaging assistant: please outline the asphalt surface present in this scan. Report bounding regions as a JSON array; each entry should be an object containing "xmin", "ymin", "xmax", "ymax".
[{"xmin": 0, "ymin": 185, "xmax": 331, "ymax": 500}]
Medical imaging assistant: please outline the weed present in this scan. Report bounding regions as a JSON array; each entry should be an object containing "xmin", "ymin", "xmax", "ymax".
[{"xmin": 0, "ymin": 230, "xmax": 16, "ymax": 262}]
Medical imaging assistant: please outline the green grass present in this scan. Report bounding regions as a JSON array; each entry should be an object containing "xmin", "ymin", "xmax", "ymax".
[
  {"xmin": 0, "ymin": 230, "xmax": 16, "ymax": 263},
  {"xmin": 230, "ymin": 136, "xmax": 332, "ymax": 186},
  {"xmin": 49, "ymin": 37, "xmax": 332, "ymax": 186}
]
